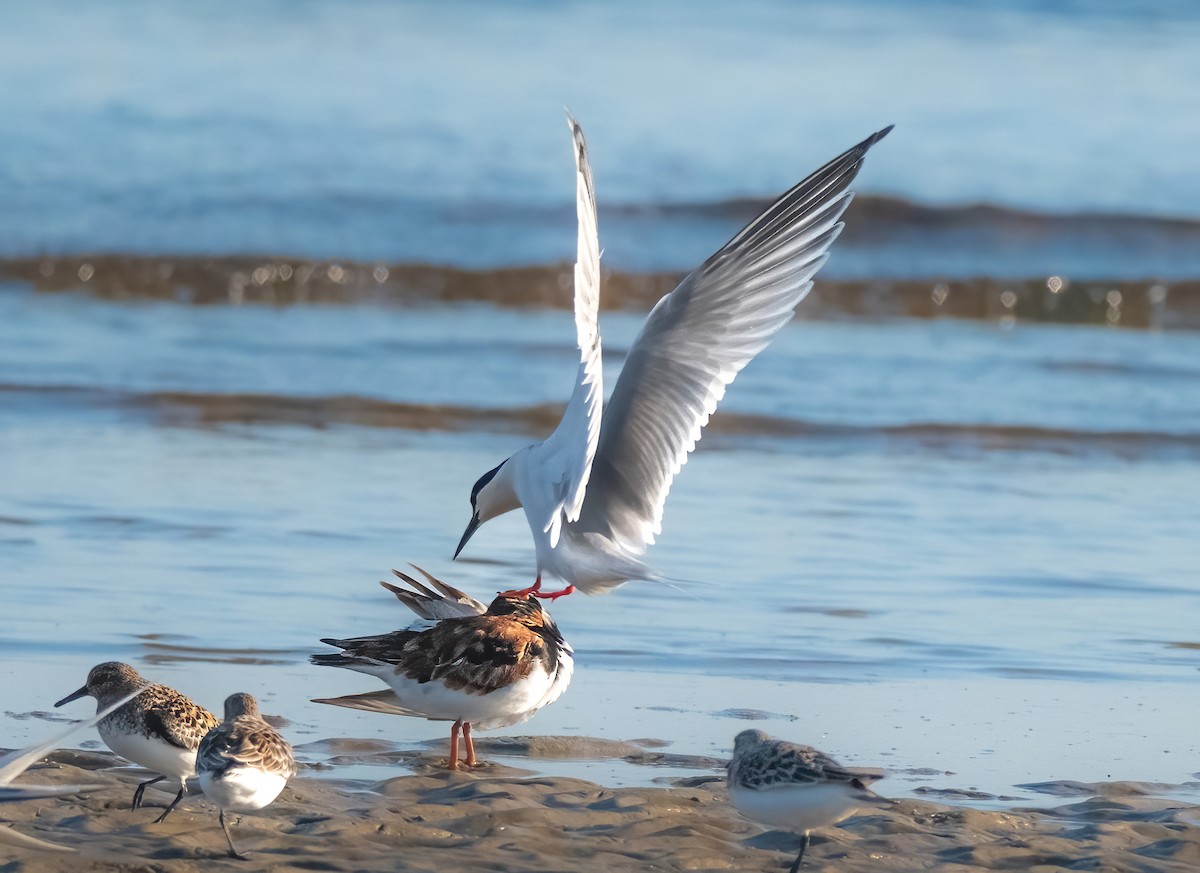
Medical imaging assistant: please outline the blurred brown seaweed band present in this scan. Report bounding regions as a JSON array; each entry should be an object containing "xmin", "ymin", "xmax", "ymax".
[{"xmin": 2, "ymin": 254, "xmax": 1197, "ymax": 331}]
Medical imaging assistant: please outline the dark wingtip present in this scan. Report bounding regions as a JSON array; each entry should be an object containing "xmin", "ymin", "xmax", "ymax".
[{"xmin": 862, "ymin": 124, "xmax": 894, "ymax": 151}]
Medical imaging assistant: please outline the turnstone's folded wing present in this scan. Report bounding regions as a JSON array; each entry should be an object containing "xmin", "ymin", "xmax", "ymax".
[
  {"xmin": 315, "ymin": 617, "xmax": 549, "ymax": 697},
  {"xmin": 408, "ymin": 618, "xmax": 550, "ymax": 694}
]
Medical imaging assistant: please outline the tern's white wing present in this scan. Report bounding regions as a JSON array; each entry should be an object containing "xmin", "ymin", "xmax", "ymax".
[
  {"xmin": 526, "ymin": 113, "xmax": 603, "ymax": 548},
  {"xmin": 576, "ymin": 127, "xmax": 892, "ymax": 551},
  {"xmin": 0, "ymin": 825, "xmax": 79, "ymax": 853},
  {"xmin": 0, "ymin": 687, "xmax": 143, "ymax": 800}
]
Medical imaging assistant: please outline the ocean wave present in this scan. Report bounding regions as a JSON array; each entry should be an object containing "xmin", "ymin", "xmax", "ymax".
[
  {"xmin": 4, "ymin": 383, "xmax": 1197, "ymax": 458},
  {"xmin": 1, "ymin": 252, "xmax": 1198, "ymax": 329},
  {"xmin": 605, "ymin": 192, "xmax": 1200, "ymax": 235}
]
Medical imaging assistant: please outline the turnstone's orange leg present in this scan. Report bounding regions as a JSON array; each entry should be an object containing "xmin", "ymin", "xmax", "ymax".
[
  {"xmin": 462, "ymin": 721, "xmax": 477, "ymax": 767},
  {"xmin": 448, "ymin": 718, "xmax": 463, "ymax": 770},
  {"xmin": 500, "ymin": 575, "xmax": 542, "ymax": 599},
  {"xmin": 533, "ymin": 583, "xmax": 575, "ymax": 601}
]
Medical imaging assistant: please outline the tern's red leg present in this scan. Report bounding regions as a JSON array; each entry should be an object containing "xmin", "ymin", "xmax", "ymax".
[
  {"xmin": 448, "ymin": 718, "xmax": 463, "ymax": 770},
  {"xmin": 534, "ymin": 583, "xmax": 576, "ymax": 601},
  {"xmin": 462, "ymin": 721, "xmax": 477, "ymax": 767},
  {"xmin": 499, "ymin": 575, "xmax": 542, "ymax": 598}
]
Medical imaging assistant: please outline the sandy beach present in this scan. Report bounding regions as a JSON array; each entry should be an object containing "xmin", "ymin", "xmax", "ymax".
[{"xmin": 2, "ymin": 737, "xmax": 1198, "ymax": 872}]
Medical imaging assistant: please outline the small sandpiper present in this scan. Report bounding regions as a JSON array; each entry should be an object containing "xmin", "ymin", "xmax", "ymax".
[
  {"xmin": 311, "ymin": 566, "xmax": 574, "ymax": 769},
  {"xmin": 196, "ymin": 692, "xmax": 296, "ymax": 859},
  {"xmin": 54, "ymin": 661, "xmax": 218, "ymax": 822},
  {"xmin": 727, "ymin": 729, "xmax": 889, "ymax": 871}
]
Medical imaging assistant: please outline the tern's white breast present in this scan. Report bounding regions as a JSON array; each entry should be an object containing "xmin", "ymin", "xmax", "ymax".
[
  {"xmin": 536, "ymin": 527, "xmax": 656, "ymax": 594},
  {"xmin": 199, "ymin": 768, "xmax": 287, "ymax": 812},
  {"xmin": 100, "ymin": 724, "xmax": 196, "ymax": 783},
  {"xmin": 729, "ymin": 782, "xmax": 866, "ymax": 833}
]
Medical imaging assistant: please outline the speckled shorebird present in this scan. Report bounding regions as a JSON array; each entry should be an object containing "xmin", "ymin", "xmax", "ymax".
[
  {"xmin": 54, "ymin": 662, "xmax": 218, "ymax": 822},
  {"xmin": 311, "ymin": 566, "xmax": 574, "ymax": 769},
  {"xmin": 727, "ymin": 729, "xmax": 889, "ymax": 871},
  {"xmin": 196, "ymin": 692, "xmax": 296, "ymax": 859}
]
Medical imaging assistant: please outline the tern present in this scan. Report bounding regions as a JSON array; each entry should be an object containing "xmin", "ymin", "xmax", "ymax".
[{"xmin": 455, "ymin": 116, "xmax": 892, "ymax": 597}]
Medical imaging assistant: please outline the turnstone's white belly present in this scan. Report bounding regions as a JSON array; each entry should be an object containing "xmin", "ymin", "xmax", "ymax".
[{"xmin": 381, "ymin": 659, "xmax": 559, "ymax": 729}]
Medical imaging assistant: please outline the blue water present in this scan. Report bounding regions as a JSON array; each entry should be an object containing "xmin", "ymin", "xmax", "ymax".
[
  {"xmin": 2, "ymin": 0, "xmax": 1200, "ymax": 802},
  {"xmin": 2, "ymin": 285, "xmax": 1199, "ymax": 795},
  {"xmin": 1, "ymin": 287, "xmax": 1197, "ymax": 681},
  {"xmin": 2, "ymin": 0, "xmax": 1200, "ymax": 265}
]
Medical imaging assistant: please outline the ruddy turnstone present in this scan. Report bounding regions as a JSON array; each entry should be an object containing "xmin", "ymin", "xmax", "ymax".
[
  {"xmin": 727, "ymin": 729, "xmax": 888, "ymax": 871},
  {"xmin": 454, "ymin": 116, "xmax": 891, "ymax": 596},
  {"xmin": 196, "ymin": 692, "xmax": 296, "ymax": 859},
  {"xmin": 311, "ymin": 567, "xmax": 573, "ymax": 769},
  {"xmin": 53, "ymin": 661, "xmax": 218, "ymax": 822}
]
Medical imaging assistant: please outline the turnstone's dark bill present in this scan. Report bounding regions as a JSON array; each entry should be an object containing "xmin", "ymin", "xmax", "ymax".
[
  {"xmin": 311, "ymin": 567, "xmax": 574, "ymax": 770},
  {"xmin": 454, "ymin": 116, "xmax": 892, "ymax": 596},
  {"xmin": 196, "ymin": 692, "xmax": 296, "ymax": 859},
  {"xmin": 727, "ymin": 729, "xmax": 889, "ymax": 871},
  {"xmin": 54, "ymin": 661, "xmax": 218, "ymax": 822}
]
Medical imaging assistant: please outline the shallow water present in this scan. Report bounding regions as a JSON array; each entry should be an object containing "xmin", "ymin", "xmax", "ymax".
[
  {"xmin": 2, "ymin": 0, "xmax": 1200, "ymax": 815},
  {"xmin": 1, "ymin": 285, "xmax": 1198, "ymax": 803}
]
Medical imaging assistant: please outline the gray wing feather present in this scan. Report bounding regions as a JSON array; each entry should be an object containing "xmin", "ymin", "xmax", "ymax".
[
  {"xmin": 575, "ymin": 127, "xmax": 892, "ymax": 550},
  {"xmin": 381, "ymin": 565, "xmax": 487, "ymax": 620},
  {"xmin": 0, "ymin": 784, "xmax": 106, "ymax": 803},
  {"xmin": 0, "ymin": 823, "xmax": 84, "ymax": 852},
  {"xmin": 0, "ymin": 688, "xmax": 144, "ymax": 788},
  {"xmin": 311, "ymin": 689, "xmax": 429, "ymax": 718},
  {"xmin": 530, "ymin": 113, "xmax": 604, "ymax": 547}
]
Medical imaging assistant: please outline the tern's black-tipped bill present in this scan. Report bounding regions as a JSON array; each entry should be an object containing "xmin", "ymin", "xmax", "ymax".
[{"xmin": 454, "ymin": 514, "xmax": 481, "ymax": 559}]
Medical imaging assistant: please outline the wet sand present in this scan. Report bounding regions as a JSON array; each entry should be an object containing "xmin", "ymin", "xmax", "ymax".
[{"xmin": 3, "ymin": 740, "xmax": 1198, "ymax": 872}]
